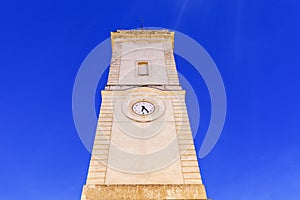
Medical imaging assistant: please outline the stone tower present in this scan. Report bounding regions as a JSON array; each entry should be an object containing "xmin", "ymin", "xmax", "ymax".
[{"xmin": 81, "ymin": 30, "xmax": 208, "ymax": 200}]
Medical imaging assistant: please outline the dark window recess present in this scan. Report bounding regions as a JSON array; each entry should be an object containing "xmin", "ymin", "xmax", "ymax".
[{"xmin": 137, "ymin": 62, "xmax": 149, "ymax": 76}]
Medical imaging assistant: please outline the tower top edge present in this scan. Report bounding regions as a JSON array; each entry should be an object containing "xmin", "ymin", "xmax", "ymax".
[
  {"xmin": 112, "ymin": 29, "xmax": 174, "ymax": 34},
  {"xmin": 111, "ymin": 30, "xmax": 174, "ymax": 40},
  {"xmin": 110, "ymin": 29, "xmax": 174, "ymax": 49}
]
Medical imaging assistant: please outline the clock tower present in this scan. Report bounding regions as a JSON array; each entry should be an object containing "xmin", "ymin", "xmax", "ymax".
[{"xmin": 81, "ymin": 30, "xmax": 208, "ymax": 200}]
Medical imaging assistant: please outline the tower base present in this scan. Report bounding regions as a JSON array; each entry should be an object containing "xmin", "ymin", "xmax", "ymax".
[{"xmin": 81, "ymin": 184, "xmax": 208, "ymax": 200}]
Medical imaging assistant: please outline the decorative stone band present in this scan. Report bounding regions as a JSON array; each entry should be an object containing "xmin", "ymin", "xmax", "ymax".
[
  {"xmin": 81, "ymin": 184, "xmax": 208, "ymax": 200},
  {"xmin": 111, "ymin": 30, "xmax": 174, "ymax": 51}
]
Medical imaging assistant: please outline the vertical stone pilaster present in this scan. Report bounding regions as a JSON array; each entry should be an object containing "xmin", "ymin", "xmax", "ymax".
[
  {"xmin": 171, "ymin": 97, "xmax": 203, "ymax": 185},
  {"xmin": 86, "ymin": 96, "xmax": 114, "ymax": 185},
  {"xmin": 107, "ymin": 42, "xmax": 121, "ymax": 85},
  {"xmin": 163, "ymin": 42, "xmax": 180, "ymax": 85}
]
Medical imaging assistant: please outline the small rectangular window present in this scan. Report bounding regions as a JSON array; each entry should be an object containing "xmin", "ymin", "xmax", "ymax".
[{"xmin": 137, "ymin": 61, "xmax": 149, "ymax": 76}]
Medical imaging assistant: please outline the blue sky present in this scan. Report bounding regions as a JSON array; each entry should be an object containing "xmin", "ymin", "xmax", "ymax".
[{"xmin": 0, "ymin": 0, "xmax": 300, "ymax": 199}]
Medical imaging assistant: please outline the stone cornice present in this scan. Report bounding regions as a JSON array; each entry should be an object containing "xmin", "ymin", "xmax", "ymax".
[{"xmin": 111, "ymin": 29, "xmax": 174, "ymax": 50}]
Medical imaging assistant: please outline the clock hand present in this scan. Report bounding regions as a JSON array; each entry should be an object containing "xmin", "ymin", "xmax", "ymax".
[{"xmin": 141, "ymin": 106, "xmax": 149, "ymax": 114}]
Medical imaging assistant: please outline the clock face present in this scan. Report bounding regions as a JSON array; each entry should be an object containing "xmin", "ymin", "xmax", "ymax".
[{"xmin": 132, "ymin": 101, "xmax": 155, "ymax": 116}]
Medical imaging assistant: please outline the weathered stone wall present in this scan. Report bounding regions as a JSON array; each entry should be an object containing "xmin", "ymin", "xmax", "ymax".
[{"xmin": 81, "ymin": 184, "xmax": 207, "ymax": 200}]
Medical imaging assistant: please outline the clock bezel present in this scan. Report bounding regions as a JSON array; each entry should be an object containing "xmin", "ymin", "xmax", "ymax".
[
  {"xmin": 131, "ymin": 100, "xmax": 155, "ymax": 116},
  {"xmin": 120, "ymin": 97, "xmax": 165, "ymax": 123}
]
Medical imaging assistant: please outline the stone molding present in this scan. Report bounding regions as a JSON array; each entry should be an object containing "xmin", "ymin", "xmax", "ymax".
[{"xmin": 81, "ymin": 184, "xmax": 207, "ymax": 200}]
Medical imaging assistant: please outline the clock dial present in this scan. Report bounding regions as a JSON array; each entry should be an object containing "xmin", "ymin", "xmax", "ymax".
[{"xmin": 132, "ymin": 101, "xmax": 155, "ymax": 115}]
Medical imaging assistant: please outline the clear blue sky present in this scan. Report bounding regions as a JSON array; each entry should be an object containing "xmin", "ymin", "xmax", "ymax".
[{"xmin": 0, "ymin": 0, "xmax": 299, "ymax": 199}]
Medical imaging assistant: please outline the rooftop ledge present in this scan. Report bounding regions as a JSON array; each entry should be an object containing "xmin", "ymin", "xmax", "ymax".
[{"xmin": 111, "ymin": 29, "xmax": 175, "ymax": 49}]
